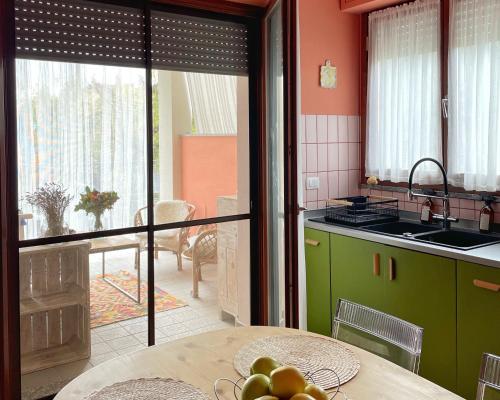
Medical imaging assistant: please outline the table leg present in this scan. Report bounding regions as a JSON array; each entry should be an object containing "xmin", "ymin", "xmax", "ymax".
[
  {"xmin": 101, "ymin": 247, "xmax": 141, "ymax": 304},
  {"xmin": 136, "ymin": 247, "xmax": 141, "ymax": 303}
]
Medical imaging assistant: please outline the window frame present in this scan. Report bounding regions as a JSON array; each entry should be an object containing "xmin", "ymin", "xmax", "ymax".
[{"xmin": 360, "ymin": 0, "xmax": 500, "ymax": 196}]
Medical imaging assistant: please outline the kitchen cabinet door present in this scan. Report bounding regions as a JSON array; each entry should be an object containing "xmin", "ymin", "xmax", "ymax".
[
  {"xmin": 382, "ymin": 247, "xmax": 457, "ymax": 392},
  {"xmin": 457, "ymin": 261, "xmax": 500, "ymax": 400},
  {"xmin": 330, "ymin": 234, "xmax": 386, "ymax": 315},
  {"xmin": 305, "ymin": 228, "xmax": 332, "ymax": 336}
]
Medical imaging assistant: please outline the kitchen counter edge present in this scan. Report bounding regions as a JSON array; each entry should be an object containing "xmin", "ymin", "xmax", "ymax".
[{"xmin": 305, "ymin": 218, "xmax": 500, "ymax": 269}]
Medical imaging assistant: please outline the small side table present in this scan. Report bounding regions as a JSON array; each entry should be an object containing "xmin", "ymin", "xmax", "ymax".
[{"xmin": 90, "ymin": 236, "xmax": 141, "ymax": 303}]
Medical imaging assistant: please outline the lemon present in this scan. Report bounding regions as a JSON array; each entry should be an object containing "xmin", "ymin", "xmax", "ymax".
[{"xmin": 269, "ymin": 366, "xmax": 306, "ymax": 398}]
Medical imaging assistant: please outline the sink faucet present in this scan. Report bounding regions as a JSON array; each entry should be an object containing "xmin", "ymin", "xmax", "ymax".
[{"xmin": 408, "ymin": 157, "xmax": 458, "ymax": 230}]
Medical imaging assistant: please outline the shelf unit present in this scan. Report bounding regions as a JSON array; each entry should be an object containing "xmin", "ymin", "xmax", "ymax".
[{"xmin": 19, "ymin": 241, "xmax": 91, "ymax": 374}]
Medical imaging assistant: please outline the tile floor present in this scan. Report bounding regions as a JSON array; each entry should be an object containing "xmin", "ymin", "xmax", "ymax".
[{"xmin": 22, "ymin": 245, "xmax": 234, "ymax": 400}]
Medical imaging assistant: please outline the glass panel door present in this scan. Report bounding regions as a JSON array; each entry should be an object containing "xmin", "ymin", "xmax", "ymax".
[
  {"xmin": 266, "ymin": 1, "xmax": 286, "ymax": 327},
  {"xmin": 13, "ymin": 3, "xmax": 257, "ymax": 399}
]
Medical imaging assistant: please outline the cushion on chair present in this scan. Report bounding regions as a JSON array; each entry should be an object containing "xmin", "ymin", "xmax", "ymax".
[{"xmin": 154, "ymin": 200, "xmax": 189, "ymax": 225}]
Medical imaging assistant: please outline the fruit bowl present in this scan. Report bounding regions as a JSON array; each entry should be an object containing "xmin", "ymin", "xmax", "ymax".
[{"xmin": 214, "ymin": 360, "xmax": 347, "ymax": 400}]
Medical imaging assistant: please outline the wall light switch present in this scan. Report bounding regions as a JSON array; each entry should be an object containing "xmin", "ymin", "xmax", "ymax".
[{"xmin": 306, "ymin": 176, "xmax": 320, "ymax": 190}]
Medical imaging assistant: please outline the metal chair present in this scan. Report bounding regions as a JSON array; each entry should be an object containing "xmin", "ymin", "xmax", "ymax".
[
  {"xmin": 476, "ymin": 353, "xmax": 500, "ymax": 400},
  {"xmin": 332, "ymin": 298, "xmax": 424, "ymax": 373}
]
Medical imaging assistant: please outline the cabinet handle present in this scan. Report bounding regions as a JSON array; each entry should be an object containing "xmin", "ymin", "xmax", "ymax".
[
  {"xmin": 305, "ymin": 238, "xmax": 320, "ymax": 247},
  {"xmin": 388, "ymin": 257, "xmax": 396, "ymax": 281},
  {"xmin": 473, "ymin": 279, "xmax": 500, "ymax": 292},
  {"xmin": 373, "ymin": 253, "xmax": 380, "ymax": 276}
]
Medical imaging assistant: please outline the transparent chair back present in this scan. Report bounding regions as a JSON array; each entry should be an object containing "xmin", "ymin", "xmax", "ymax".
[
  {"xmin": 477, "ymin": 353, "xmax": 500, "ymax": 400},
  {"xmin": 332, "ymin": 299, "xmax": 423, "ymax": 373}
]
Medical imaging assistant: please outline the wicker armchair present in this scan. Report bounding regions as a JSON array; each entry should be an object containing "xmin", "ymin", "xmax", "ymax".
[
  {"xmin": 182, "ymin": 225, "xmax": 217, "ymax": 298},
  {"xmin": 134, "ymin": 200, "xmax": 195, "ymax": 270}
]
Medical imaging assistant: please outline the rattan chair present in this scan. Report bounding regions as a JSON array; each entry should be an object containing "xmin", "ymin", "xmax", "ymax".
[
  {"xmin": 182, "ymin": 225, "xmax": 217, "ymax": 298},
  {"xmin": 476, "ymin": 353, "xmax": 500, "ymax": 400},
  {"xmin": 332, "ymin": 298, "xmax": 424, "ymax": 373},
  {"xmin": 134, "ymin": 200, "xmax": 196, "ymax": 270}
]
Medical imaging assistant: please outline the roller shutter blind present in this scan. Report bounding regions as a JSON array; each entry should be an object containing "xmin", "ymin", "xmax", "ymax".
[
  {"xmin": 14, "ymin": 0, "xmax": 249, "ymax": 75},
  {"xmin": 151, "ymin": 10, "xmax": 248, "ymax": 75},
  {"xmin": 14, "ymin": 0, "xmax": 146, "ymax": 68}
]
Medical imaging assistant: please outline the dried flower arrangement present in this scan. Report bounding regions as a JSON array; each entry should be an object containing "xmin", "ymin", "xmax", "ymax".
[
  {"xmin": 24, "ymin": 183, "xmax": 73, "ymax": 237},
  {"xmin": 74, "ymin": 186, "xmax": 119, "ymax": 231}
]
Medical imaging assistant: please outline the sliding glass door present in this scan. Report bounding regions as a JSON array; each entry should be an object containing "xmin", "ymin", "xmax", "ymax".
[
  {"xmin": 265, "ymin": 0, "xmax": 299, "ymax": 328},
  {"xmin": 12, "ymin": 1, "xmax": 258, "ymax": 398}
]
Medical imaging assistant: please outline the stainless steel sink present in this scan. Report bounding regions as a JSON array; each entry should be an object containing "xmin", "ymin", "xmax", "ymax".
[
  {"xmin": 413, "ymin": 229, "xmax": 500, "ymax": 250},
  {"xmin": 363, "ymin": 221, "xmax": 441, "ymax": 236}
]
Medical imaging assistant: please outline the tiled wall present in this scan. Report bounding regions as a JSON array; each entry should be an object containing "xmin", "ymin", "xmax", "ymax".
[
  {"xmin": 361, "ymin": 187, "xmax": 500, "ymax": 223},
  {"xmin": 301, "ymin": 114, "xmax": 361, "ymax": 210},
  {"xmin": 301, "ymin": 114, "xmax": 499, "ymax": 223}
]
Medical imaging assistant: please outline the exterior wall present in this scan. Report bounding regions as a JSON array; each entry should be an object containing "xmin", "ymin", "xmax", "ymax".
[
  {"xmin": 301, "ymin": 114, "xmax": 361, "ymax": 210},
  {"xmin": 180, "ymin": 135, "xmax": 238, "ymax": 219}
]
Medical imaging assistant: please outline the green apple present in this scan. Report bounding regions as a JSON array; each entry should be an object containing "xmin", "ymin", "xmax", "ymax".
[
  {"xmin": 304, "ymin": 383, "xmax": 329, "ymax": 400},
  {"xmin": 240, "ymin": 374, "xmax": 271, "ymax": 400},
  {"xmin": 250, "ymin": 356, "xmax": 281, "ymax": 377},
  {"xmin": 289, "ymin": 394, "xmax": 316, "ymax": 400},
  {"xmin": 269, "ymin": 365, "xmax": 307, "ymax": 398}
]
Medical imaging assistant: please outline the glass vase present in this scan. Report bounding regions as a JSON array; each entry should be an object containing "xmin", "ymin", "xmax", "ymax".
[{"xmin": 93, "ymin": 211, "xmax": 104, "ymax": 231}]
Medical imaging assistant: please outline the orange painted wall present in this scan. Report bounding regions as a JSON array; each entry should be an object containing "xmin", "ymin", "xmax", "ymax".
[
  {"xmin": 180, "ymin": 135, "xmax": 238, "ymax": 219},
  {"xmin": 300, "ymin": 0, "xmax": 361, "ymax": 115}
]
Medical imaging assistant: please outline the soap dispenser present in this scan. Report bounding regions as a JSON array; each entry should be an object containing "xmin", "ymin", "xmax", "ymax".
[
  {"xmin": 420, "ymin": 197, "xmax": 433, "ymax": 224},
  {"xmin": 479, "ymin": 196, "xmax": 495, "ymax": 233}
]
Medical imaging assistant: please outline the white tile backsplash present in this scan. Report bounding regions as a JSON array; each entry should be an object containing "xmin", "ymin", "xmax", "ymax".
[{"xmin": 301, "ymin": 114, "xmax": 360, "ymax": 209}]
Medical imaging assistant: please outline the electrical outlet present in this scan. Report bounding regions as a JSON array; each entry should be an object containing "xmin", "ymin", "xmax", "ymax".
[{"xmin": 306, "ymin": 176, "xmax": 320, "ymax": 190}]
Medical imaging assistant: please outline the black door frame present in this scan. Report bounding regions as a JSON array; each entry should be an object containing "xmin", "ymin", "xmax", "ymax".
[{"xmin": 0, "ymin": 1, "xmax": 266, "ymax": 398}]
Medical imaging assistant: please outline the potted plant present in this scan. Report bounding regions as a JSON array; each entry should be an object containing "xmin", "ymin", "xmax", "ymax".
[
  {"xmin": 24, "ymin": 183, "xmax": 73, "ymax": 237},
  {"xmin": 74, "ymin": 187, "xmax": 119, "ymax": 231}
]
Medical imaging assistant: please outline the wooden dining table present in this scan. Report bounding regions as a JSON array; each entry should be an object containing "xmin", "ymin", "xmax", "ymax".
[{"xmin": 55, "ymin": 326, "xmax": 464, "ymax": 399}]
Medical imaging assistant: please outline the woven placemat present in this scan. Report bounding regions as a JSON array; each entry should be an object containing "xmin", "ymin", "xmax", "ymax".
[
  {"xmin": 84, "ymin": 378, "xmax": 210, "ymax": 400},
  {"xmin": 234, "ymin": 335, "xmax": 360, "ymax": 390}
]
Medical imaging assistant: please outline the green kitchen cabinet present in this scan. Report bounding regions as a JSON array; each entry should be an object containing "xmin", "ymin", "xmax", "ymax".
[
  {"xmin": 382, "ymin": 246, "xmax": 457, "ymax": 392},
  {"xmin": 330, "ymin": 234, "xmax": 386, "ymax": 312},
  {"xmin": 457, "ymin": 261, "xmax": 500, "ymax": 400},
  {"xmin": 305, "ymin": 228, "xmax": 332, "ymax": 336},
  {"xmin": 330, "ymin": 234, "xmax": 457, "ymax": 392}
]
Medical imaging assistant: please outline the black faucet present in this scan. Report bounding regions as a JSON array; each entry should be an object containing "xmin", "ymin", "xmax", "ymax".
[{"xmin": 408, "ymin": 157, "xmax": 457, "ymax": 230}]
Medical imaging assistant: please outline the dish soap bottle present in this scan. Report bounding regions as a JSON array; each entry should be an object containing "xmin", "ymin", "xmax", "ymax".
[
  {"xmin": 420, "ymin": 197, "xmax": 433, "ymax": 224},
  {"xmin": 479, "ymin": 197, "xmax": 495, "ymax": 233}
]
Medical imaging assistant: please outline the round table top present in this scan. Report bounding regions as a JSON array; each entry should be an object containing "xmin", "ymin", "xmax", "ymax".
[{"xmin": 55, "ymin": 326, "xmax": 464, "ymax": 400}]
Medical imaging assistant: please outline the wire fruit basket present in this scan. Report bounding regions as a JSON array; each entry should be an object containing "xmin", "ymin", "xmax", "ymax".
[
  {"xmin": 325, "ymin": 195, "xmax": 399, "ymax": 227},
  {"xmin": 214, "ymin": 368, "xmax": 349, "ymax": 400}
]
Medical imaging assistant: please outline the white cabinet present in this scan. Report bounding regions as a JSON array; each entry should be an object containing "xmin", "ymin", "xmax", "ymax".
[{"xmin": 217, "ymin": 196, "xmax": 239, "ymax": 321}]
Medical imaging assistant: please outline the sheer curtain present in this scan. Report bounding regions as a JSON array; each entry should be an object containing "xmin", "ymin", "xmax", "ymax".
[
  {"xmin": 366, "ymin": 0, "xmax": 442, "ymax": 184},
  {"xmin": 16, "ymin": 59, "xmax": 147, "ymax": 236},
  {"xmin": 448, "ymin": 0, "xmax": 500, "ymax": 191},
  {"xmin": 184, "ymin": 72, "xmax": 237, "ymax": 135}
]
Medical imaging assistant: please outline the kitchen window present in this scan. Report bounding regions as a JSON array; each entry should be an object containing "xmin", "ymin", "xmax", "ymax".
[
  {"xmin": 365, "ymin": 0, "xmax": 500, "ymax": 192},
  {"xmin": 447, "ymin": 0, "xmax": 500, "ymax": 192},
  {"xmin": 365, "ymin": 0, "xmax": 442, "ymax": 185}
]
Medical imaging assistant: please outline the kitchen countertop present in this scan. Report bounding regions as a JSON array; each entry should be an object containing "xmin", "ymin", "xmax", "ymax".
[{"xmin": 305, "ymin": 211, "xmax": 500, "ymax": 269}]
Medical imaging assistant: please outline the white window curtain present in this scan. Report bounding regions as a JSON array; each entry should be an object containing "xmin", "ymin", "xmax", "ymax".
[
  {"xmin": 184, "ymin": 72, "xmax": 237, "ymax": 135},
  {"xmin": 448, "ymin": 0, "xmax": 500, "ymax": 192},
  {"xmin": 16, "ymin": 59, "xmax": 147, "ymax": 236},
  {"xmin": 366, "ymin": 0, "xmax": 443, "ymax": 184}
]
